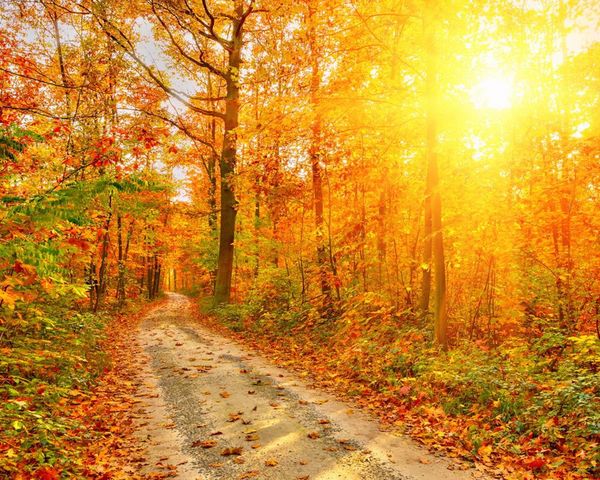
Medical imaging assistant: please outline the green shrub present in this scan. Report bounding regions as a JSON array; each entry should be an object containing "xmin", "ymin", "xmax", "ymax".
[{"xmin": 209, "ymin": 303, "xmax": 249, "ymax": 332}]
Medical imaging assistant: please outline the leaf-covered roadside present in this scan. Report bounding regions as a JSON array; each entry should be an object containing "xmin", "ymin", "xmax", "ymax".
[
  {"xmin": 200, "ymin": 293, "xmax": 599, "ymax": 480},
  {"xmin": 0, "ymin": 101, "xmax": 177, "ymax": 478},
  {"xmin": 0, "ymin": 306, "xmax": 106, "ymax": 478},
  {"xmin": 0, "ymin": 300, "xmax": 153, "ymax": 480}
]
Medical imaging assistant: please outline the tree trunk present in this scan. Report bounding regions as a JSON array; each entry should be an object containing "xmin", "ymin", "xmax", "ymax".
[
  {"xmin": 424, "ymin": 0, "xmax": 448, "ymax": 349},
  {"xmin": 48, "ymin": 7, "xmax": 71, "ymax": 120},
  {"xmin": 254, "ymin": 184, "xmax": 260, "ymax": 278},
  {"xmin": 377, "ymin": 187, "xmax": 387, "ymax": 290},
  {"xmin": 214, "ymin": 1, "xmax": 244, "ymax": 304},
  {"xmin": 87, "ymin": 259, "xmax": 98, "ymax": 310},
  {"xmin": 207, "ymin": 74, "xmax": 219, "ymax": 235},
  {"xmin": 146, "ymin": 254, "xmax": 154, "ymax": 299},
  {"xmin": 253, "ymin": 86, "xmax": 261, "ymax": 278},
  {"xmin": 208, "ymin": 152, "xmax": 218, "ymax": 232},
  {"xmin": 94, "ymin": 194, "xmax": 112, "ymax": 312},
  {"xmin": 116, "ymin": 214, "xmax": 124, "ymax": 305},
  {"xmin": 307, "ymin": 0, "xmax": 331, "ymax": 305},
  {"xmin": 420, "ymin": 194, "xmax": 433, "ymax": 316},
  {"xmin": 153, "ymin": 256, "xmax": 161, "ymax": 298},
  {"xmin": 116, "ymin": 216, "xmax": 133, "ymax": 306},
  {"xmin": 140, "ymin": 254, "xmax": 145, "ymax": 291}
]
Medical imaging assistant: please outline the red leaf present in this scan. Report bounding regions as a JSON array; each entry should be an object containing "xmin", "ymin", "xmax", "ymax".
[
  {"xmin": 525, "ymin": 457, "xmax": 545, "ymax": 470},
  {"xmin": 398, "ymin": 385, "xmax": 411, "ymax": 396},
  {"xmin": 35, "ymin": 467, "xmax": 60, "ymax": 480}
]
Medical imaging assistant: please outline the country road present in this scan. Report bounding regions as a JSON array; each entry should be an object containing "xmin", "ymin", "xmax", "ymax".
[{"xmin": 125, "ymin": 293, "xmax": 489, "ymax": 480}]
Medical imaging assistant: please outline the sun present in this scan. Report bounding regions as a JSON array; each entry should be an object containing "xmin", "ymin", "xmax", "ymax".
[{"xmin": 470, "ymin": 75, "xmax": 514, "ymax": 110}]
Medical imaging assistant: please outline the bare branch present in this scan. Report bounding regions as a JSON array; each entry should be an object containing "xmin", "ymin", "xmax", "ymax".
[
  {"xmin": 238, "ymin": 0, "xmax": 255, "ymax": 35},
  {"xmin": 190, "ymin": 95, "xmax": 227, "ymax": 102},
  {"xmin": 195, "ymin": 0, "xmax": 231, "ymax": 48},
  {"xmin": 1, "ymin": 105, "xmax": 99, "ymax": 120},
  {"xmin": 0, "ymin": 66, "xmax": 83, "ymax": 89},
  {"xmin": 130, "ymin": 107, "xmax": 219, "ymax": 158},
  {"xmin": 151, "ymin": 2, "xmax": 228, "ymax": 79},
  {"xmin": 78, "ymin": 2, "xmax": 225, "ymax": 120}
]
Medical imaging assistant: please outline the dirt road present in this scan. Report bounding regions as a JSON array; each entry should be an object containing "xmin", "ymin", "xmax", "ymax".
[{"xmin": 127, "ymin": 293, "xmax": 487, "ymax": 480}]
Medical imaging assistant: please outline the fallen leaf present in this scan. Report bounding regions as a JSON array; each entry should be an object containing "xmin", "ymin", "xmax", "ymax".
[
  {"xmin": 398, "ymin": 385, "xmax": 412, "ymax": 396},
  {"xmin": 228, "ymin": 413, "xmax": 241, "ymax": 422},
  {"xmin": 525, "ymin": 457, "xmax": 546, "ymax": 471},
  {"xmin": 35, "ymin": 467, "xmax": 60, "ymax": 480},
  {"xmin": 239, "ymin": 471, "xmax": 259, "ymax": 479},
  {"xmin": 307, "ymin": 431, "xmax": 320, "ymax": 439},
  {"xmin": 477, "ymin": 444, "xmax": 492, "ymax": 460},
  {"xmin": 265, "ymin": 458, "xmax": 278, "ymax": 467},
  {"xmin": 221, "ymin": 447, "xmax": 243, "ymax": 456},
  {"xmin": 192, "ymin": 440, "xmax": 217, "ymax": 448}
]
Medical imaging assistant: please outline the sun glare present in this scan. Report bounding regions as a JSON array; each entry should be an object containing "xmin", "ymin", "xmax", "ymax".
[{"xmin": 471, "ymin": 76, "xmax": 514, "ymax": 110}]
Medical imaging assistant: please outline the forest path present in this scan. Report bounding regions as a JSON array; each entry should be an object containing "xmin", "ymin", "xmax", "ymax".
[{"xmin": 128, "ymin": 293, "xmax": 488, "ymax": 480}]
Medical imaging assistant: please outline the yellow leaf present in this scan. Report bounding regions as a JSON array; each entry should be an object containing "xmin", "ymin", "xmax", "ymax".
[
  {"xmin": 0, "ymin": 289, "xmax": 17, "ymax": 309},
  {"xmin": 478, "ymin": 444, "xmax": 492, "ymax": 459}
]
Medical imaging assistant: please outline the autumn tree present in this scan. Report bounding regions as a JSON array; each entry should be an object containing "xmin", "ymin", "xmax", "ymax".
[
  {"xmin": 421, "ymin": 0, "xmax": 448, "ymax": 347},
  {"xmin": 83, "ymin": 0, "xmax": 257, "ymax": 304}
]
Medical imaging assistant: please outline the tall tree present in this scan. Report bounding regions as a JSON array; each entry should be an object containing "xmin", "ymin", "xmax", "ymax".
[
  {"xmin": 306, "ymin": 0, "xmax": 332, "ymax": 306},
  {"xmin": 85, "ymin": 0, "xmax": 256, "ymax": 304},
  {"xmin": 422, "ymin": 0, "xmax": 448, "ymax": 348}
]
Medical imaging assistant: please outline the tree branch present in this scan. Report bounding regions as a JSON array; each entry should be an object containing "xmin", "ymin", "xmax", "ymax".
[
  {"xmin": 151, "ymin": 2, "xmax": 228, "ymax": 79},
  {"xmin": 81, "ymin": 2, "xmax": 225, "ymax": 120}
]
